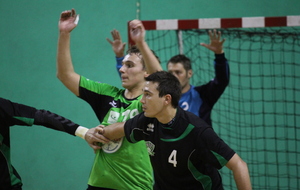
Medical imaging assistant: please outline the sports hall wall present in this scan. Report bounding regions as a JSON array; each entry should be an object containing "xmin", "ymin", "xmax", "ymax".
[{"xmin": 0, "ymin": 1, "xmax": 299, "ymax": 189}]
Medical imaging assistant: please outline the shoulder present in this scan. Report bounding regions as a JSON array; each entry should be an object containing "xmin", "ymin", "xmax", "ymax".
[
  {"xmin": 79, "ymin": 76, "xmax": 123, "ymax": 95},
  {"xmin": 179, "ymin": 108, "xmax": 210, "ymax": 129}
]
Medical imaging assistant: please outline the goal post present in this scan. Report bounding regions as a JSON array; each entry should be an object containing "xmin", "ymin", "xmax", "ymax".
[{"xmin": 128, "ymin": 15, "xmax": 300, "ymax": 190}]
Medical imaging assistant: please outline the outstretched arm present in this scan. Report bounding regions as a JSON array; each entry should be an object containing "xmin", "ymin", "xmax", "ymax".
[
  {"xmin": 56, "ymin": 8, "xmax": 81, "ymax": 96},
  {"xmin": 200, "ymin": 29, "xmax": 225, "ymax": 54},
  {"xmin": 84, "ymin": 123, "xmax": 125, "ymax": 152},
  {"xmin": 129, "ymin": 20, "xmax": 162, "ymax": 74},
  {"xmin": 106, "ymin": 29, "xmax": 125, "ymax": 77},
  {"xmin": 226, "ymin": 153, "xmax": 252, "ymax": 190}
]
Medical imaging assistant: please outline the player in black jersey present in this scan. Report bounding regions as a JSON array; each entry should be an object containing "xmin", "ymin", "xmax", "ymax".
[
  {"xmin": 90, "ymin": 71, "xmax": 252, "ymax": 190},
  {"xmin": 0, "ymin": 97, "xmax": 99, "ymax": 190}
]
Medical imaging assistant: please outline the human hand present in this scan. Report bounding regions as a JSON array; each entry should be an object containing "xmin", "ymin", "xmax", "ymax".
[
  {"xmin": 129, "ymin": 19, "xmax": 145, "ymax": 45},
  {"xmin": 200, "ymin": 29, "xmax": 225, "ymax": 54},
  {"xmin": 85, "ymin": 125, "xmax": 110, "ymax": 153},
  {"xmin": 58, "ymin": 8, "xmax": 79, "ymax": 33},
  {"xmin": 106, "ymin": 29, "xmax": 126, "ymax": 58}
]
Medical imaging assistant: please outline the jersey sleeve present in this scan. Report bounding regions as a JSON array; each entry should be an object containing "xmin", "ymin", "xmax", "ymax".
[
  {"xmin": 0, "ymin": 98, "xmax": 79, "ymax": 136},
  {"xmin": 194, "ymin": 53, "xmax": 230, "ymax": 107},
  {"xmin": 124, "ymin": 112, "xmax": 148, "ymax": 143},
  {"xmin": 116, "ymin": 56, "xmax": 124, "ymax": 78},
  {"xmin": 197, "ymin": 127, "xmax": 235, "ymax": 169},
  {"xmin": 78, "ymin": 76, "xmax": 122, "ymax": 120},
  {"xmin": 33, "ymin": 109, "xmax": 79, "ymax": 136},
  {"xmin": 0, "ymin": 97, "xmax": 36, "ymax": 127}
]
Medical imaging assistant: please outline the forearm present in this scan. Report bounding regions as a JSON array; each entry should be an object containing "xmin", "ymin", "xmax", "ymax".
[
  {"xmin": 34, "ymin": 109, "xmax": 80, "ymax": 136},
  {"xmin": 135, "ymin": 41, "xmax": 162, "ymax": 74},
  {"xmin": 227, "ymin": 154, "xmax": 252, "ymax": 190},
  {"xmin": 233, "ymin": 162, "xmax": 252, "ymax": 190},
  {"xmin": 214, "ymin": 53, "xmax": 229, "ymax": 84},
  {"xmin": 116, "ymin": 56, "xmax": 123, "ymax": 78},
  {"xmin": 102, "ymin": 122, "xmax": 126, "ymax": 140}
]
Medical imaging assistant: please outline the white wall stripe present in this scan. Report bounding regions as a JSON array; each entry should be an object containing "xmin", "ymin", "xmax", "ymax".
[
  {"xmin": 156, "ymin": 19, "xmax": 178, "ymax": 30},
  {"xmin": 242, "ymin": 17, "xmax": 265, "ymax": 28},
  {"xmin": 199, "ymin": 18, "xmax": 221, "ymax": 29},
  {"xmin": 287, "ymin": 16, "xmax": 300, "ymax": 26}
]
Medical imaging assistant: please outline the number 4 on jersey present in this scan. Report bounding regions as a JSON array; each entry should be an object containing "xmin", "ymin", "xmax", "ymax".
[{"xmin": 168, "ymin": 150, "xmax": 177, "ymax": 167}]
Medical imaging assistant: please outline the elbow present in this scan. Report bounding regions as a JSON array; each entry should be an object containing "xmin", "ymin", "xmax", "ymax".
[{"xmin": 56, "ymin": 72, "xmax": 64, "ymax": 82}]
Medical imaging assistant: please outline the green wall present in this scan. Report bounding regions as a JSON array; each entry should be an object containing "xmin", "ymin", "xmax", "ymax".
[{"xmin": 0, "ymin": 0, "xmax": 299, "ymax": 189}]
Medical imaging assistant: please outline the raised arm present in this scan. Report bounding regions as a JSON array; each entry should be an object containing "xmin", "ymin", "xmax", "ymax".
[
  {"xmin": 200, "ymin": 29, "xmax": 225, "ymax": 54},
  {"xmin": 129, "ymin": 20, "xmax": 162, "ymax": 74},
  {"xmin": 226, "ymin": 153, "xmax": 252, "ymax": 190},
  {"xmin": 106, "ymin": 29, "xmax": 126, "ymax": 77},
  {"xmin": 56, "ymin": 8, "xmax": 81, "ymax": 96}
]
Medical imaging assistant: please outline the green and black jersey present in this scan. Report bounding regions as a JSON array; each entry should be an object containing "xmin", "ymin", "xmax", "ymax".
[
  {"xmin": 124, "ymin": 107, "xmax": 236, "ymax": 190},
  {"xmin": 0, "ymin": 97, "xmax": 79, "ymax": 189},
  {"xmin": 79, "ymin": 76, "xmax": 153, "ymax": 190}
]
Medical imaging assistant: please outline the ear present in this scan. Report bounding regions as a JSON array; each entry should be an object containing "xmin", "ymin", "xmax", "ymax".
[
  {"xmin": 164, "ymin": 94, "xmax": 172, "ymax": 105},
  {"xmin": 187, "ymin": 69, "xmax": 193, "ymax": 79}
]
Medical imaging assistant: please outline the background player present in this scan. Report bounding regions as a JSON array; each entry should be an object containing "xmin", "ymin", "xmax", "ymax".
[{"xmin": 108, "ymin": 29, "xmax": 229, "ymax": 126}]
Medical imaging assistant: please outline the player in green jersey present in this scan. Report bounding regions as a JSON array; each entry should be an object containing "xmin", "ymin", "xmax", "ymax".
[{"xmin": 57, "ymin": 8, "xmax": 162, "ymax": 190}]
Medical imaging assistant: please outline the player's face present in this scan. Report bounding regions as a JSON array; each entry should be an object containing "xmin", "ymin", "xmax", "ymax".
[
  {"xmin": 140, "ymin": 81, "xmax": 165, "ymax": 118},
  {"xmin": 119, "ymin": 54, "xmax": 146, "ymax": 90},
  {"xmin": 167, "ymin": 62, "xmax": 191, "ymax": 91}
]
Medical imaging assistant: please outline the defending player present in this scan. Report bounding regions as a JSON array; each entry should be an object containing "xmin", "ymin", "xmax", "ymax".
[
  {"xmin": 0, "ymin": 97, "xmax": 101, "ymax": 189},
  {"xmin": 88, "ymin": 71, "xmax": 252, "ymax": 190}
]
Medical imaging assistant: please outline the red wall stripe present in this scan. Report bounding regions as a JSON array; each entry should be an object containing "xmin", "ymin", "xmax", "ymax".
[
  {"xmin": 178, "ymin": 19, "xmax": 199, "ymax": 30},
  {"xmin": 265, "ymin": 17, "xmax": 287, "ymax": 27},
  {"xmin": 221, "ymin": 18, "xmax": 242, "ymax": 28}
]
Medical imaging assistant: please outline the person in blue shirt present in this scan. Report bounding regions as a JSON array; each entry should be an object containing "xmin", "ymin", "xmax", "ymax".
[{"xmin": 107, "ymin": 29, "xmax": 229, "ymax": 126}]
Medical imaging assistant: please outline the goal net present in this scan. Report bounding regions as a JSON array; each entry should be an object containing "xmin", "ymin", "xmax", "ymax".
[{"xmin": 128, "ymin": 16, "xmax": 300, "ymax": 189}]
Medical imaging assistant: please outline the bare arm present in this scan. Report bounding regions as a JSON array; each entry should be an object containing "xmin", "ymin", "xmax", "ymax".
[
  {"xmin": 129, "ymin": 20, "xmax": 162, "ymax": 74},
  {"xmin": 100, "ymin": 122, "xmax": 126, "ymax": 140},
  {"xmin": 57, "ymin": 8, "xmax": 80, "ymax": 96},
  {"xmin": 82, "ymin": 122, "xmax": 125, "ymax": 151},
  {"xmin": 226, "ymin": 153, "xmax": 252, "ymax": 190}
]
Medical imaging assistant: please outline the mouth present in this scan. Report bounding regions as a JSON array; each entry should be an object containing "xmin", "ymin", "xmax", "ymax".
[{"xmin": 121, "ymin": 76, "xmax": 128, "ymax": 81}]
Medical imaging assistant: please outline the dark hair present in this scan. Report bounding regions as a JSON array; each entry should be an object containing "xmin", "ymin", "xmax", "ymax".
[
  {"xmin": 145, "ymin": 71, "xmax": 181, "ymax": 108},
  {"xmin": 126, "ymin": 45, "xmax": 161, "ymax": 69},
  {"xmin": 167, "ymin": 54, "xmax": 192, "ymax": 71}
]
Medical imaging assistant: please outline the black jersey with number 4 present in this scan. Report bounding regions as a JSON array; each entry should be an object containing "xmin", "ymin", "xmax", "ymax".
[{"xmin": 124, "ymin": 107, "xmax": 235, "ymax": 190}]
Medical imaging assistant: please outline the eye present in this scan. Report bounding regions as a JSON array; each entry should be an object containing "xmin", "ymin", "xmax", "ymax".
[
  {"xmin": 126, "ymin": 63, "xmax": 134, "ymax": 68},
  {"xmin": 175, "ymin": 71, "xmax": 181, "ymax": 75},
  {"xmin": 144, "ymin": 92, "xmax": 151, "ymax": 97}
]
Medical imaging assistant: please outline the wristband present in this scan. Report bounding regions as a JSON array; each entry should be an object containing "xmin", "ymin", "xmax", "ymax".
[{"xmin": 75, "ymin": 126, "xmax": 89, "ymax": 140}]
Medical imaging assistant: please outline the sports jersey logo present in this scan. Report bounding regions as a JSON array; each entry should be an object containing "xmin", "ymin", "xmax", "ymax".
[
  {"xmin": 102, "ymin": 137, "xmax": 124, "ymax": 153},
  {"xmin": 147, "ymin": 123, "xmax": 154, "ymax": 132},
  {"xmin": 181, "ymin": 102, "xmax": 189, "ymax": 111},
  {"xmin": 145, "ymin": 141, "xmax": 155, "ymax": 156},
  {"xmin": 107, "ymin": 111, "xmax": 120, "ymax": 124},
  {"xmin": 109, "ymin": 100, "xmax": 117, "ymax": 107}
]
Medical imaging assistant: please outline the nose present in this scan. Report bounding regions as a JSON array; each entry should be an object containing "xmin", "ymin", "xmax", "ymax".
[
  {"xmin": 140, "ymin": 95, "xmax": 145, "ymax": 104},
  {"xmin": 119, "ymin": 65, "xmax": 125, "ymax": 73}
]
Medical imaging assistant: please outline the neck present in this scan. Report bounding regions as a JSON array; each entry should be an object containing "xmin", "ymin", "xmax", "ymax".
[
  {"xmin": 156, "ymin": 107, "xmax": 177, "ymax": 124},
  {"xmin": 124, "ymin": 87, "xmax": 143, "ymax": 99},
  {"xmin": 181, "ymin": 83, "xmax": 191, "ymax": 94}
]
